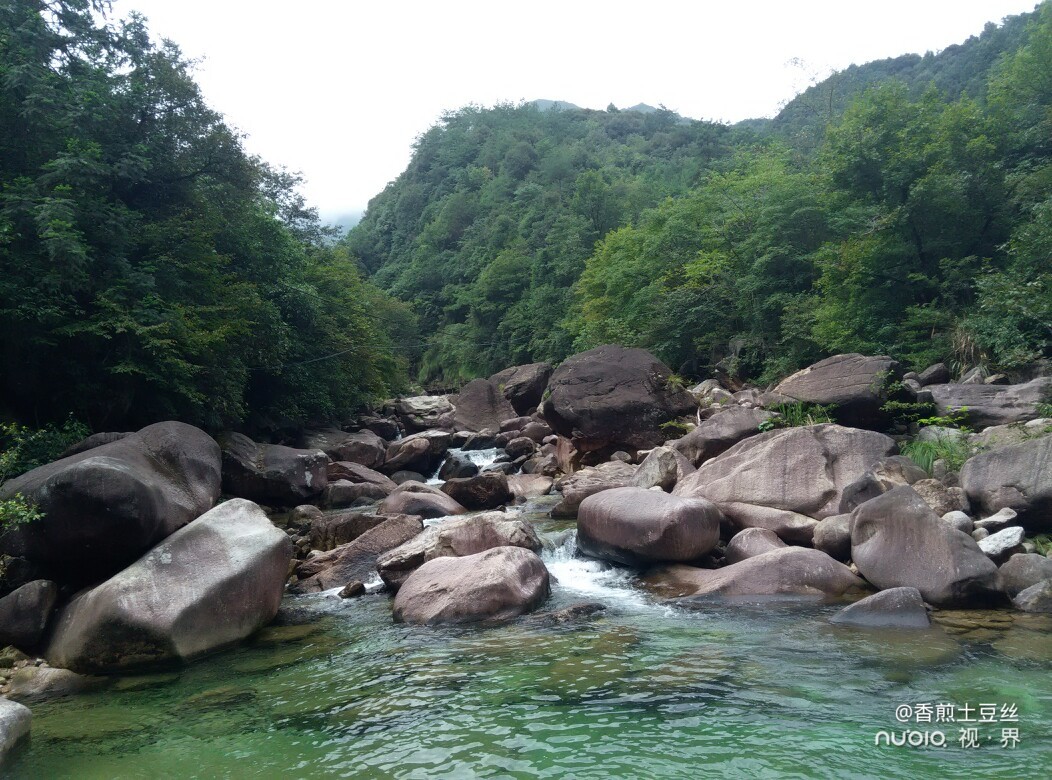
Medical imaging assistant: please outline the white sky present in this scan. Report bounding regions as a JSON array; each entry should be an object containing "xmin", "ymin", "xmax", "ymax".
[{"xmin": 119, "ymin": 0, "xmax": 1039, "ymax": 224}]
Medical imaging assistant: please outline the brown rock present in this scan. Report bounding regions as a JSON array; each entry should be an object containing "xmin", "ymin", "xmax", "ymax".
[
  {"xmin": 577, "ymin": 487, "xmax": 721, "ymax": 566},
  {"xmin": 378, "ymin": 482, "xmax": 467, "ymax": 519},
  {"xmin": 440, "ymin": 472, "xmax": 514, "ymax": 510},
  {"xmin": 377, "ymin": 511, "xmax": 542, "ymax": 590},
  {"xmin": 290, "ymin": 514, "xmax": 424, "ymax": 593},
  {"xmin": 392, "ymin": 547, "xmax": 550, "ymax": 625},
  {"xmin": 670, "ymin": 407, "xmax": 772, "ymax": 467},
  {"xmin": 774, "ymin": 353, "xmax": 902, "ymax": 429},
  {"xmin": 551, "ymin": 461, "xmax": 637, "ymax": 518},
  {"xmin": 724, "ymin": 528, "xmax": 786, "ymax": 564}
]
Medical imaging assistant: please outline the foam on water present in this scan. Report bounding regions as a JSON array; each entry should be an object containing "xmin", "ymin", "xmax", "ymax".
[
  {"xmin": 541, "ymin": 530, "xmax": 654, "ymax": 610},
  {"xmin": 427, "ymin": 447, "xmax": 504, "ymax": 484}
]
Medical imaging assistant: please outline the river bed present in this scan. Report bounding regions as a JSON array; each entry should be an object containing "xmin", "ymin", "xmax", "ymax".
[{"xmin": 7, "ymin": 502, "xmax": 1051, "ymax": 778}]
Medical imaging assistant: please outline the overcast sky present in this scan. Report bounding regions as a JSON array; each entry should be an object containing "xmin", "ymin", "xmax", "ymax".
[{"xmin": 119, "ymin": 0, "xmax": 1039, "ymax": 225}]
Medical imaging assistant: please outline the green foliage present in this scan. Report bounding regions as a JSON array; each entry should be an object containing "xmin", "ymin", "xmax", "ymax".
[
  {"xmin": 0, "ymin": 494, "xmax": 43, "ymax": 534},
  {"xmin": 900, "ymin": 437, "xmax": 972, "ymax": 474},
  {"xmin": 762, "ymin": 402, "xmax": 836, "ymax": 430},
  {"xmin": 0, "ymin": 1, "xmax": 408, "ymax": 432},
  {"xmin": 659, "ymin": 419, "xmax": 692, "ymax": 438},
  {"xmin": 1037, "ymin": 403, "xmax": 1052, "ymax": 418},
  {"xmin": 917, "ymin": 408, "xmax": 972, "ymax": 431},
  {"xmin": 1032, "ymin": 534, "xmax": 1052, "ymax": 556},
  {"xmin": 0, "ymin": 418, "xmax": 89, "ymax": 482}
]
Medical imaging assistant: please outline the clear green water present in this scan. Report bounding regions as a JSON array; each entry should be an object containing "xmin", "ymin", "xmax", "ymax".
[{"xmin": 7, "ymin": 508, "xmax": 1052, "ymax": 779}]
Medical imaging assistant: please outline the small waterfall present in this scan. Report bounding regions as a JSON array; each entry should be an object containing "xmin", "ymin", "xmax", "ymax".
[
  {"xmin": 427, "ymin": 447, "xmax": 504, "ymax": 484},
  {"xmin": 541, "ymin": 531, "xmax": 654, "ymax": 610}
]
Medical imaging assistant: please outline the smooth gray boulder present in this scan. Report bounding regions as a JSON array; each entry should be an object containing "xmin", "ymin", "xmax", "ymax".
[
  {"xmin": 773, "ymin": 353, "xmax": 901, "ymax": 428},
  {"xmin": 999, "ymin": 554, "xmax": 1052, "ymax": 598},
  {"xmin": 630, "ymin": 446, "xmax": 696, "ymax": 491},
  {"xmin": 724, "ymin": 528, "xmax": 787, "ymax": 565},
  {"xmin": 393, "ymin": 547, "xmax": 550, "ymax": 625},
  {"xmin": 0, "ymin": 421, "xmax": 221, "ymax": 585},
  {"xmin": 541, "ymin": 345, "xmax": 696, "ymax": 464},
  {"xmin": 220, "ymin": 433, "xmax": 328, "ymax": 507},
  {"xmin": 851, "ymin": 486, "xmax": 999, "ymax": 605},
  {"xmin": 670, "ymin": 407, "xmax": 772, "ymax": 467},
  {"xmin": 376, "ymin": 511, "xmax": 542, "ymax": 590},
  {"xmin": 45, "ymin": 499, "xmax": 292, "ymax": 673},
  {"xmin": 961, "ymin": 433, "xmax": 1052, "ymax": 532},
  {"xmin": 1012, "ymin": 580, "xmax": 1052, "ymax": 613},
  {"xmin": 577, "ymin": 487, "xmax": 721, "ymax": 566},
  {"xmin": 812, "ymin": 514, "xmax": 853, "ymax": 562},
  {"xmin": 0, "ymin": 696, "xmax": 31, "ymax": 764},
  {"xmin": 0, "ymin": 580, "xmax": 58, "ymax": 650},
  {"xmin": 674, "ymin": 424, "xmax": 896, "ymax": 543},
  {"xmin": 829, "ymin": 587, "xmax": 931, "ymax": 628}
]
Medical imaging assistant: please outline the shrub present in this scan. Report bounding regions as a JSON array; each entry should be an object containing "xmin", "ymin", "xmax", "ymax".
[
  {"xmin": 761, "ymin": 402, "xmax": 836, "ymax": 431},
  {"xmin": 0, "ymin": 417, "xmax": 90, "ymax": 482},
  {"xmin": 900, "ymin": 437, "xmax": 972, "ymax": 475}
]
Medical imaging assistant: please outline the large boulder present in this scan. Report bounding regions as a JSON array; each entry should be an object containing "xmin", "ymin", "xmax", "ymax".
[
  {"xmin": 382, "ymin": 430, "xmax": 452, "ymax": 476},
  {"xmin": 630, "ymin": 446, "xmax": 695, "ymax": 492},
  {"xmin": 812, "ymin": 514, "xmax": 853, "ymax": 561},
  {"xmin": 451, "ymin": 379, "xmax": 517, "ymax": 433},
  {"xmin": 0, "ymin": 421, "xmax": 221, "ymax": 584},
  {"xmin": 0, "ymin": 697, "xmax": 31, "ymax": 764},
  {"xmin": 829, "ymin": 587, "xmax": 931, "ymax": 628},
  {"xmin": 961, "ymin": 433, "xmax": 1052, "ymax": 532},
  {"xmin": 220, "ymin": 433, "xmax": 328, "ymax": 507},
  {"xmin": 507, "ymin": 474, "xmax": 554, "ymax": 500},
  {"xmin": 378, "ymin": 482, "xmax": 467, "ymax": 519},
  {"xmin": 665, "ymin": 547, "xmax": 863, "ymax": 601},
  {"xmin": 540, "ymin": 345, "xmax": 696, "ymax": 463},
  {"xmin": 1012, "ymin": 581, "xmax": 1052, "ymax": 613},
  {"xmin": 550, "ymin": 461, "xmax": 637, "ymax": 518},
  {"xmin": 773, "ymin": 353, "xmax": 902, "ymax": 428},
  {"xmin": 290, "ymin": 514, "xmax": 423, "ymax": 593},
  {"xmin": 999, "ymin": 553, "xmax": 1052, "ymax": 598},
  {"xmin": 673, "ymin": 424, "xmax": 896, "ymax": 543},
  {"xmin": 577, "ymin": 487, "xmax": 721, "ymax": 566},
  {"xmin": 928, "ymin": 377, "xmax": 1052, "ymax": 429},
  {"xmin": 301, "ymin": 429, "xmax": 386, "ymax": 470},
  {"xmin": 670, "ymin": 407, "xmax": 773, "ymax": 467},
  {"xmin": 850, "ymin": 486, "xmax": 999, "ymax": 605},
  {"xmin": 489, "ymin": 362, "xmax": 554, "ymax": 415},
  {"xmin": 0, "ymin": 580, "xmax": 58, "ymax": 650},
  {"xmin": 440, "ymin": 472, "xmax": 514, "ymax": 510},
  {"xmin": 376, "ymin": 511, "xmax": 542, "ymax": 590},
  {"xmin": 392, "ymin": 547, "xmax": 550, "ymax": 625},
  {"xmin": 392, "ymin": 395, "xmax": 455, "ymax": 433},
  {"xmin": 45, "ymin": 499, "xmax": 292, "ymax": 673}
]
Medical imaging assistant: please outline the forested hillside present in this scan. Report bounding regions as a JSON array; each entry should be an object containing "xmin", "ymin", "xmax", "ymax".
[
  {"xmin": 349, "ymin": 2, "xmax": 1051, "ymax": 386},
  {"xmin": 0, "ymin": 0, "xmax": 409, "ymax": 433}
]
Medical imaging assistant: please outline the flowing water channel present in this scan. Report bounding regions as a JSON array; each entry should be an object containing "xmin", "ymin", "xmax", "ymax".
[{"xmin": 7, "ymin": 500, "xmax": 1052, "ymax": 778}]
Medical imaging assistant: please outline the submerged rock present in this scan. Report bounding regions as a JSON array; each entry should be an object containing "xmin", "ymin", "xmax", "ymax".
[
  {"xmin": 4, "ymin": 666, "xmax": 107, "ymax": 701},
  {"xmin": 829, "ymin": 587, "xmax": 931, "ymax": 629},
  {"xmin": 45, "ymin": 499, "xmax": 292, "ymax": 673},
  {"xmin": 393, "ymin": 547, "xmax": 550, "ymax": 625},
  {"xmin": 577, "ymin": 487, "xmax": 721, "ymax": 566}
]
